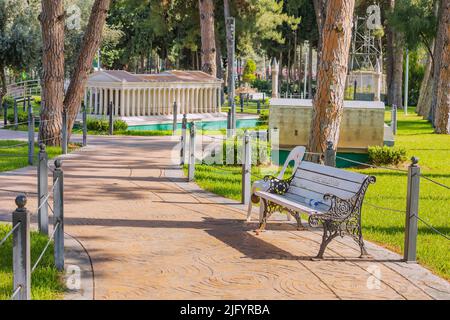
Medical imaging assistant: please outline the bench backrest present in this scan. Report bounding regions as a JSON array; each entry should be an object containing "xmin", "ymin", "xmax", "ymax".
[{"xmin": 285, "ymin": 161, "xmax": 368, "ymax": 209}]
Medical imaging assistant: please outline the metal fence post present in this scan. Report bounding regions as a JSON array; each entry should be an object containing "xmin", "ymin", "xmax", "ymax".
[
  {"xmin": 12, "ymin": 194, "xmax": 31, "ymax": 300},
  {"xmin": 257, "ymin": 100, "xmax": 261, "ymax": 114},
  {"xmin": 53, "ymin": 159, "xmax": 64, "ymax": 271},
  {"xmin": 62, "ymin": 110, "xmax": 68, "ymax": 154},
  {"xmin": 241, "ymin": 130, "xmax": 251, "ymax": 204},
  {"xmin": 2, "ymin": 101, "xmax": 7, "ymax": 126},
  {"xmin": 108, "ymin": 102, "xmax": 114, "ymax": 135},
  {"xmin": 14, "ymin": 99, "xmax": 18, "ymax": 129},
  {"xmin": 27, "ymin": 96, "xmax": 31, "ymax": 112},
  {"xmin": 188, "ymin": 122, "xmax": 196, "ymax": 182},
  {"xmin": 22, "ymin": 96, "xmax": 26, "ymax": 112},
  {"xmin": 180, "ymin": 114, "xmax": 187, "ymax": 165},
  {"xmin": 172, "ymin": 101, "xmax": 178, "ymax": 135},
  {"xmin": 82, "ymin": 102, "xmax": 87, "ymax": 147},
  {"xmin": 404, "ymin": 157, "xmax": 420, "ymax": 263},
  {"xmin": 391, "ymin": 104, "xmax": 397, "ymax": 135},
  {"xmin": 240, "ymin": 93, "xmax": 244, "ymax": 112},
  {"xmin": 324, "ymin": 141, "xmax": 336, "ymax": 167},
  {"xmin": 27, "ymin": 105, "xmax": 34, "ymax": 165},
  {"xmin": 38, "ymin": 144, "xmax": 49, "ymax": 235}
]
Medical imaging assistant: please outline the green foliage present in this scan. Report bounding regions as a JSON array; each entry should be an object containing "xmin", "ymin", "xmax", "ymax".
[
  {"xmin": 251, "ymin": 79, "xmax": 271, "ymax": 94},
  {"xmin": 368, "ymin": 146, "xmax": 407, "ymax": 166},
  {"xmin": 87, "ymin": 118, "xmax": 128, "ymax": 132},
  {"xmin": 113, "ymin": 119, "xmax": 128, "ymax": 131},
  {"xmin": 7, "ymin": 111, "xmax": 27, "ymax": 123},
  {"xmin": 242, "ymin": 59, "xmax": 257, "ymax": 84},
  {"xmin": 2, "ymin": 95, "xmax": 14, "ymax": 107},
  {"xmin": 33, "ymin": 95, "xmax": 41, "ymax": 105}
]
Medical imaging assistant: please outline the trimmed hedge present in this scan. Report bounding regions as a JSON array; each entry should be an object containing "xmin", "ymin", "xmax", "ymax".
[{"xmin": 368, "ymin": 146, "xmax": 407, "ymax": 166}]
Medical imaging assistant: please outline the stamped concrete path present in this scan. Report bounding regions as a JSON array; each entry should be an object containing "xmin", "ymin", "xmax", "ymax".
[{"xmin": 1, "ymin": 134, "xmax": 449, "ymax": 300}]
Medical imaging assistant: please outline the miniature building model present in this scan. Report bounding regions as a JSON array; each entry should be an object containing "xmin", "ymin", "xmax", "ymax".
[{"xmin": 85, "ymin": 70, "xmax": 223, "ymax": 116}]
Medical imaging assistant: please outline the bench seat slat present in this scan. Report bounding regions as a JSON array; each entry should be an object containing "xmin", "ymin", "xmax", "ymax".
[
  {"xmin": 255, "ymin": 191, "xmax": 328, "ymax": 215},
  {"xmin": 289, "ymin": 179, "xmax": 356, "ymax": 200},
  {"xmin": 298, "ymin": 161, "xmax": 367, "ymax": 184},
  {"xmin": 292, "ymin": 171, "xmax": 362, "ymax": 193}
]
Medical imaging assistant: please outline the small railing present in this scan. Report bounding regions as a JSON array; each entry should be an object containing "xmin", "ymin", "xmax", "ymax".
[
  {"xmin": 0, "ymin": 156, "xmax": 65, "ymax": 300},
  {"xmin": 181, "ymin": 124, "xmax": 449, "ymax": 263}
]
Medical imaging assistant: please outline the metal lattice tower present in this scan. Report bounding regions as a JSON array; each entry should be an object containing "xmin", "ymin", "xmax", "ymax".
[{"xmin": 349, "ymin": 16, "xmax": 383, "ymax": 71}]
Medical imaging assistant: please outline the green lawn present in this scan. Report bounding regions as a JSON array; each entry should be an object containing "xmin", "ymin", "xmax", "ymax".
[
  {"xmin": 184, "ymin": 107, "xmax": 450, "ymax": 280},
  {"xmin": 0, "ymin": 224, "xmax": 65, "ymax": 300},
  {"xmin": 0, "ymin": 140, "xmax": 78, "ymax": 172}
]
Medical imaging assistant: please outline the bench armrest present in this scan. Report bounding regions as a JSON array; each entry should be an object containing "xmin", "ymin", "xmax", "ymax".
[{"xmin": 309, "ymin": 176, "xmax": 376, "ymax": 227}]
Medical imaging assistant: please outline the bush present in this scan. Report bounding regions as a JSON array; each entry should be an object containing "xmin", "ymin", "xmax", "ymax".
[
  {"xmin": 87, "ymin": 118, "xmax": 109, "ymax": 131},
  {"xmin": 33, "ymin": 96, "xmax": 41, "ymax": 105},
  {"xmin": 2, "ymin": 95, "xmax": 15, "ymax": 108},
  {"xmin": 113, "ymin": 119, "xmax": 128, "ymax": 131},
  {"xmin": 87, "ymin": 118, "xmax": 128, "ymax": 132},
  {"xmin": 368, "ymin": 146, "xmax": 407, "ymax": 166},
  {"xmin": 7, "ymin": 111, "xmax": 28, "ymax": 124},
  {"xmin": 251, "ymin": 79, "xmax": 271, "ymax": 94}
]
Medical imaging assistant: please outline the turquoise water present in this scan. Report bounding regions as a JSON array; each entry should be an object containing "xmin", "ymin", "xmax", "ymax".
[{"xmin": 128, "ymin": 118, "xmax": 262, "ymax": 131}]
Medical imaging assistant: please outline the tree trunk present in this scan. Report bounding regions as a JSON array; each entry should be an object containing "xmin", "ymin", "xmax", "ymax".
[
  {"xmin": 199, "ymin": 0, "xmax": 216, "ymax": 76},
  {"xmin": 308, "ymin": 41, "xmax": 313, "ymax": 98},
  {"xmin": 64, "ymin": 0, "xmax": 111, "ymax": 137},
  {"xmin": 313, "ymin": 0, "xmax": 328, "ymax": 65},
  {"xmin": 430, "ymin": 0, "xmax": 446, "ymax": 124},
  {"xmin": 386, "ymin": 0, "xmax": 404, "ymax": 107},
  {"xmin": 416, "ymin": 49, "xmax": 433, "ymax": 116},
  {"xmin": 39, "ymin": 0, "xmax": 65, "ymax": 146},
  {"xmin": 434, "ymin": 0, "xmax": 450, "ymax": 133},
  {"xmin": 0, "ymin": 64, "xmax": 7, "ymax": 103},
  {"xmin": 307, "ymin": 0, "xmax": 355, "ymax": 162}
]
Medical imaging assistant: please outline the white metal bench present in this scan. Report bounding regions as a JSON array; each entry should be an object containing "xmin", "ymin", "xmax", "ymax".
[{"xmin": 247, "ymin": 146, "xmax": 376, "ymax": 258}]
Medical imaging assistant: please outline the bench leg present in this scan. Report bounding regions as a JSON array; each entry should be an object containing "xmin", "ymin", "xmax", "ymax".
[
  {"xmin": 315, "ymin": 222, "xmax": 338, "ymax": 259},
  {"xmin": 290, "ymin": 212, "xmax": 306, "ymax": 230},
  {"xmin": 257, "ymin": 199, "xmax": 269, "ymax": 232},
  {"xmin": 355, "ymin": 233, "xmax": 369, "ymax": 258}
]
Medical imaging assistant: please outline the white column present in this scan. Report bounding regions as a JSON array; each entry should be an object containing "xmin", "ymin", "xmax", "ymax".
[
  {"xmin": 99, "ymin": 88, "xmax": 104, "ymax": 114},
  {"xmin": 212, "ymin": 87, "xmax": 217, "ymax": 113},
  {"xmin": 186, "ymin": 88, "xmax": 191, "ymax": 114},
  {"xmin": 196, "ymin": 88, "xmax": 201, "ymax": 114},
  {"xmin": 176, "ymin": 88, "xmax": 181, "ymax": 114},
  {"xmin": 114, "ymin": 89, "xmax": 119, "ymax": 115},
  {"xmin": 157, "ymin": 88, "xmax": 161, "ymax": 115},
  {"xmin": 120, "ymin": 89, "xmax": 125, "ymax": 116},
  {"xmin": 147, "ymin": 88, "xmax": 151, "ymax": 116},
  {"xmin": 217, "ymin": 87, "xmax": 221, "ymax": 113},
  {"xmin": 89, "ymin": 88, "xmax": 94, "ymax": 114},
  {"xmin": 152, "ymin": 88, "xmax": 156, "ymax": 115},
  {"xmin": 137, "ymin": 88, "xmax": 141, "ymax": 116},
  {"xmin": 94, "ymin": 88, "xmax": 98, "ymax": 114},
  {"xmin": 130, "ymin": 89, "xmax": 134, "ymax": 116}
]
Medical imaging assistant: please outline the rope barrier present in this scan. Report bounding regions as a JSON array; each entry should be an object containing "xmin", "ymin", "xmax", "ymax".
[
  {"xmin": 0, "ymin": 222, "xmax": 21, "ymax": 247},
  {"xmin": 31, "ymin": 221, "xmax": 60, "ymax": 273},
  {"xmin": 336, "ymin": 155, "xmax": 408, "ymax": 173},
  {"xmin": 364, "ymin": 202, "xmax": 406, "ymax": 214},
  {"xmin": 420, "ymin": 175, "xmax": 450, "ymax": 190},
  {"xmin": 0, "ymin": 188, "xmax": 37, "ymax": 195},
  {"xmin": 415, "ymin": 215, "xmax": 450, "ymax": 241},
  {"xmin": 35, "ymin": 177, "xmax": 58, "ymax": 213},
  {"xmin": 10, "ymin": 285, "xmax": 22, "ymax": 300},
  {"xmin": 0, "ymin": 141, "xmax": 29, "ymax": 149}
]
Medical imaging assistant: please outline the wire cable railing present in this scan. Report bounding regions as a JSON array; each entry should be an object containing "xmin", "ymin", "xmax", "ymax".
[
  {"xmin": 31, "ymin": 222, "xmax": 60, "ymax": 273},
  {"xmin": 0, "ymin": 222, "xmax": 21, "ymax": 247}
]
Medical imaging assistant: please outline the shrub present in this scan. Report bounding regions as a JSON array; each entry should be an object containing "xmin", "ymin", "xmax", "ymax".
[
  {"xmin": 242, "ymin": 59, "xmax": 256, "ymax": 84},
  {"xmin": 2, "ymin": 95, "xmax": 15, "ymax": 108},
  {"xmin": 33, "ymin": 96, "xmax": 41, "ymax": 105},
  {"xmin": 113, "ymin": 119, "xmax": 128, "ymax": 131},
  {"xmin": 368, "ymin": 146, "xmax": 407, "ymax": 166},
  {"xmin": 87, "ymin": 118, "xmax": 128, "ymax": 132},
  {"xmin": 7, "ymin": 111, "xmax": 28, "ymax": 124},
  {"xmin": 87, "ymin": 118, "xmax": 109, "ymax": 131}
]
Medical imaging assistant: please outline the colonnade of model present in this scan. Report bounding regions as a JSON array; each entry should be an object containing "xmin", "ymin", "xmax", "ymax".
[{"xmin": 84, "ymin": 85, "xmax": 221, "ymax": 116}]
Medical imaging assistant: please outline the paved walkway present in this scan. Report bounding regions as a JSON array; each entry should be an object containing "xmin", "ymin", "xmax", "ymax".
[{"xmin": 0, "ymin": 133, "xmax": 449, "ymax": 300}]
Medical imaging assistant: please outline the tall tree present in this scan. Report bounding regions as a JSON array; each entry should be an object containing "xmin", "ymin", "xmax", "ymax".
[
  {"xmin": 198, "ymin": 0, "xmax": 216, "ymax": 76},
  {"xmin": 386, "ymin": 0, "xmax": 404, "ymax": 108},
  {"xmin": 65, "ymin": 0, "xmax": 111, "ymax": 135},
  {"xmin": 434, "ymin": 0, "xmax": 450, "ymax": 133},
  {"xmin": 307, "ymin": 0, "xmax": 355, "ymax": 160},
  {"xmin": 39, "ymin": 0, "xmax": 65, "ymax": 146}
]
